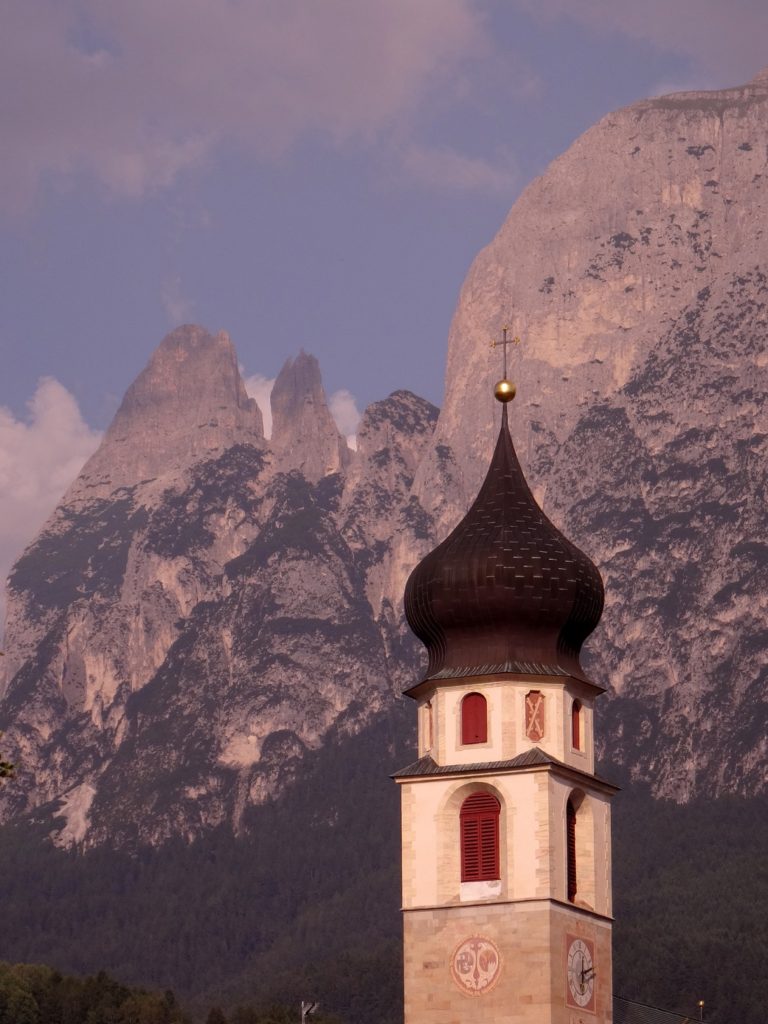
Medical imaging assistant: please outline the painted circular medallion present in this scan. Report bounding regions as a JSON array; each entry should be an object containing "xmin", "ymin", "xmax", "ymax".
[{"xmin": 450, "ymin": 935, "xmax": 502, "ymax": 996}]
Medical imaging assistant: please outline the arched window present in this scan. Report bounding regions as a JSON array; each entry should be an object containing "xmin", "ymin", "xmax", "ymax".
[
  {"xmin": 571, "ymin": 699, "xmax": 582, "ymax": 750},
  {"xmin": 566, "ymin": 799, "xmax": 577, "ymax": 902},
  {"xmin": 460, "ymin": 792, "xmax": 500, "ymax": 882},
  {"xmin": 461, "ymin": 692, "xmax": 487, "ymax": 745}
]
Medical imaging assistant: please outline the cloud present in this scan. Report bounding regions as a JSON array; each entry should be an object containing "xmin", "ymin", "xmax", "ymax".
[
  {"xmin": 0, "ymin": 378, "xmax": 102, "ymax": 632},
  {"xmin": 1, "ymin": 0, "xmax": 486, "ymax": 212},
  {"xmin": 6, "ymin": 1, "xmax": 767, "ymax": 214},
  {"xmin": 329, "ymin": 388, "xmax": 361, "ymax": 450},
  {"xmin": 518, "ymin": 0, "xmax": 768, "ymax": 83},
  {"xmin": 400, "ymin": 144, "xmax": 518, "ymax": 195},
  {"xmin": 161, "ymin": 275, "xmax": 195, "ymax": 326},
  {"xmin": 243, "ymin": 374, "xmax": 275, "ymax": 439}
]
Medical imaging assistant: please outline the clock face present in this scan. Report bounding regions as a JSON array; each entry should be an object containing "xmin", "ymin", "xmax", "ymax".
[{"xmin": 565, "ymin": 935, "xmax": 595, "ymax": 1010}]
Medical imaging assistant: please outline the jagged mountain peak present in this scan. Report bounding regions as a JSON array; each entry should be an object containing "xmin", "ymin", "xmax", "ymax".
[
  {"xmin": 357, "ymin": 390, "xmax": 438, "ymax": 438},
  {"xmin": 0, "ymin": 327, "xmax": 437, "ymax": 845},
  {"xmin": 270, "ymin": 348, "xmax": 349, "ymax": 482},
  {"xmin": 68, "ymin": 324, "xmax": 264, "ymax": 501},
  {"xmin": 112, "ymin": 324, "xmax": 262, "ymax": 440}
]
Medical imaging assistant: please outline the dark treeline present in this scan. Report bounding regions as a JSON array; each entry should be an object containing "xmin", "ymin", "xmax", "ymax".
[
  {"xmin": 0, "ymin": 962, "xmax": 186, "ymax": 1024},
  {"xmin": 0, "ymin": 709, "xmax": 766, "ymax": 1023},
  {"xmin": 0, "ymin": 962, "xmax": 341, "ymax": 1024},
  {"xmin": 0, "ymin": 710, "xmax": 409, "ymax": 1024}
]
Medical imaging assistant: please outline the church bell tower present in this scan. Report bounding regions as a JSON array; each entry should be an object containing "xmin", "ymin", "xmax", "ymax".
[{"xmin": 395, "ymin": 338, "xmax": 615, "ymax": 1024}]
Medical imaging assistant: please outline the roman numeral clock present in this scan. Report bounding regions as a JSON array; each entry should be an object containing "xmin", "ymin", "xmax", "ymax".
[{"xmin": 395, "ymin": 331, "xmax": 616, "ymax": 1024}]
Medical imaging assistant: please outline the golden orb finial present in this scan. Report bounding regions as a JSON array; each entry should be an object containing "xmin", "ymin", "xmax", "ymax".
[
  {"xmin": 490, "ymin": 325, "xmax": 521, "ymax": 403},
  {"xmin": 494, "ymin": 379, "xmax": 516, "ymax": 403}
]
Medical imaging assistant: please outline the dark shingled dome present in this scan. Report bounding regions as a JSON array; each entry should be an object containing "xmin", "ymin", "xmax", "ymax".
[{"xmin": 404, "ymin": 406, "xmax": 604, "ymax": 682}]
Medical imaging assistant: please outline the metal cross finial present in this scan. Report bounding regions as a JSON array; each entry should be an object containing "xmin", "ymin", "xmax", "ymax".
[{"xmin": 491, "ymin": 325, "xmax": 521, "ymax": 379}]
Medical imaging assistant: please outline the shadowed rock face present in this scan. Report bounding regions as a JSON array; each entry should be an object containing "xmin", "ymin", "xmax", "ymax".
[
  {"xmin": 0, "ymin": 326, "xmax": 437, "ymax": 846},
  {"xmin": 414, "ymin": 69, "xmax": 768, "ymax": 799},
  {"xmin": 1, "ymin": 70, "xmax": 767, "ymax": 847}
]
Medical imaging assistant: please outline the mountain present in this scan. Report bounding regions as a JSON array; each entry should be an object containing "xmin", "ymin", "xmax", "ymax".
[
  {"xmin": 415, "ymin": 68, "xmax": 768, "ymax": 799},
  {"xmin": 2, "ymin": 68, "xmax": 768, "ymax": 842},
  {"xmin": 0, "ymin": 68, "xmax": 766, "ymax": 1024},
  {"xmin": 0, "ymin": 327, "xmax": 437, "ymax": 846}
]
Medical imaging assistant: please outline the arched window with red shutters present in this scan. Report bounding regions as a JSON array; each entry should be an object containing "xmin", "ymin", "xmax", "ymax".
[
  {"xmin": 571, "ymin": 699, "xmax": 582, "ymax": 750},
  {"xmin": 566, "ymin": 798, "xmax": 577, "ymax": 902},
  {"xmin": 461, "ymin": 692, "xmax": 487, "ymax": 745},
  {"xmin": 460, "ymin": 792, "xmax": 500, "ymax": 882}
]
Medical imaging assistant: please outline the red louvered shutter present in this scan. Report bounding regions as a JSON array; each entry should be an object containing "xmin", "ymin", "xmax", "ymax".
[
  {"xmin": 479, "ymin": 817, "xmax": 498, "ymax": 878},
  {"xmin": 571, "ymin": 700, "xmax": 582, "ymax": 750},
  {"xmin": 462, "ymin": 819, "xmax": 480, "ymax": 879},
  {"xmin": 460, "ymin": 793, "xmax": 500, "ymax": 881},
  {"xmin": 461, "ymin": 693, "xmax": 488, "ymax": 745},
  {"xmin": 567, "ymin": 800, "xmax": 577, "ymax": 902}
]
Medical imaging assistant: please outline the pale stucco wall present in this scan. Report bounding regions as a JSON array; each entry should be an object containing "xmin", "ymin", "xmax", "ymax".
[
  {"xmin": 400, "ymin": 768, "xmax": 611, "ymax": 915},
  {"xmin": 415, "ymin": 674, "xmax": 598, "ymax": 774}
]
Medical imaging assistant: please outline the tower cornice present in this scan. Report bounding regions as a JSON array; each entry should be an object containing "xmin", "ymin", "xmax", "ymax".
[
  {"xmin": 392, "ymin": 748, "xmax": 619, "ymax": 795},
  {"xmin": 403, "ymin": 670, "xmax": 606, "ymax": 702},
  {"xmin": 401, "ymin": 897, "xmax": 615, "ymax": 925}
]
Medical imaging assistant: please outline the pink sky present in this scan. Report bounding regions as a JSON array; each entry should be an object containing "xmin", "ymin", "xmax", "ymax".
[{"xmin": 1, "ymin": 0, "xmax": 766, "ymax": 627}]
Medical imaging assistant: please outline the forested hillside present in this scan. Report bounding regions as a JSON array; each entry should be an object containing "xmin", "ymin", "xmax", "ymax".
[{"xmin": 0, "ymin": 711, "xmax": 765, "ymax": 1024}]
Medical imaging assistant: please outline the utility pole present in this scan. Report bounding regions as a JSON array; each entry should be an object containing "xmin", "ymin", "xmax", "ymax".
[{"xmin": 301, "ymin": 1001, "xmax": 319, "ymax": 1024}]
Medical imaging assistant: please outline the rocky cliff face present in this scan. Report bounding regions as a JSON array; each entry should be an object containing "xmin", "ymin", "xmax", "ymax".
[
  {"xmin": 420, "ymin": 70, "xmax": 768, "ymax": 506},
  {"xmin": 415, "ymin": 69, "xmax": 768, "ymax": 798},
  {"xmin": 1, "ymin": 71, "xmax": 767, "ymax": 845},
  {"xmin": 0, "ymin": 325, "xmax": 436, "ymax": 845}
]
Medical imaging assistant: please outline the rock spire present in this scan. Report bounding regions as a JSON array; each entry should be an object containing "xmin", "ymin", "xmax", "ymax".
[
  {"xmin": 68, "ymin": 325, "xmax": 264, "ymax": 499},
  {"xmin": 270, "ymin": 350, "xmax": 349, "ymax": 481}
]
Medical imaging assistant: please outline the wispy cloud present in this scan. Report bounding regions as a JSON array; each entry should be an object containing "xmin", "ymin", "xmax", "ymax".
[
  {"xmin": 0, "ymin": 378, "xmax": 101, "ymax": 632},
  {"xmin": 5, "ymin": 0, "xmax": 767, "ymax": 215},
  {"xmin": 161, "ymin": 274, "xmax": 195, "ymax": 326},
  {"xmin": 400, "ymin": 144, "xmax": 518, "ymax": 195},
  {"xmin": 243, "ymin": 374, "xmax": 276, "ymax": 439},
  {"xmin": 519, "ymin": 0, "xmax": 768, "ymax": 83},
  {"xmin": 329, "ymin": 389, "xmax": 361, "ymax": 450},
  {"xmin": 1, "ymin": 0, "xmax": 486, "ymax": 212}
]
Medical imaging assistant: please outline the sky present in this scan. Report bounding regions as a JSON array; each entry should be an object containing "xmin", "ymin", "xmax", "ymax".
[{"xmin": 2, "ymin": 0, "xmax": 768, "ymax": 617}]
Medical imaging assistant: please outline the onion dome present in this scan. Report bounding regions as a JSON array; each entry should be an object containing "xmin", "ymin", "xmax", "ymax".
[{"xmin": 405, "ymin": 404, "xmax": 604, "ymax": 683}]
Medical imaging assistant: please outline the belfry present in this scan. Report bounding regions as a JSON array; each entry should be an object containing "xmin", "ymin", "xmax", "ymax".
[{"xmin": 395, "ymin": 339, "xmax": 615, "ymax": 1024}]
